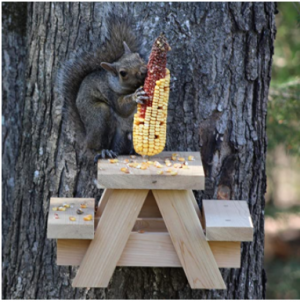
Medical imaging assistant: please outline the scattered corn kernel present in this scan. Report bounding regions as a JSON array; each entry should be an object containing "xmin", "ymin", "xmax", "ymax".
[
  {"xmin": 157, "ymin": 170, "xmax": 164, "ymax": 175},
  {"xmin": 172, "ymin": 153, "xmax": 178, "ymax": 157},
  {"xmin": 178, "ymin": 157, "xmax": 185, "ymax": 162},
  {"xmin": 170, "ymin": 171, "xmax": 178, "ymax": 176},
  {"xmin": 63, "ymin": 203, "xmax": 70, "ymax": 208},
  {"xmin": 141, "ymin": 164, "xmax": 148, "ymax": 170},
  {"xmin": 80, "ymin": 204, "xmax": 87, "ymax": 209},
  {"xmin": 130, "ymin": 155, "xmax": 136, "ymax": 159},
  {"xmin": 69, "ymin": 216, "xmax": 76, "ymax": 222},
  {"xmin": 173, "ymin": 163, "xmax": 182, "ymax": 169},
  {"xmin": 166, "ymin": 168, "xmax": 173, "ymax": 173},
  {"xmin": 109, "ymin": 159, "xmax": 119, "ymax": 163},
  {"xmin": 171, "ymin": 155, "xmax": 177, "ymax": 161},
  {"xmin": 123, "ymin": 159, "xmax": 129, "ymax": 164},
  {"xmin": 83, "ymin": 214, "xmax": 93, "ymax": 221},
  {"xmin": 154, "ymin": 161, "xmax": 163, "ymax": 168},
  {"xmin": 188, "ymin": 155, "xmax": 195, "ymax": 161},
  {"xmin": 52, "ymin": 207, "xmax": 58, "ymax": 211},
  {"xmin": 58, "ymin": 207, "xmax": 66, "ymax": 211},
  {"xmin": 121, "ymin": 167, "xmax": 129, "ymax": 174}
]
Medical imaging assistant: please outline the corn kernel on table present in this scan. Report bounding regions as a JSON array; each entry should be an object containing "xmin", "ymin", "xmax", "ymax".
[{"xmin": 68, "ymin": 151, "xmax": 254, "ymax": 290}]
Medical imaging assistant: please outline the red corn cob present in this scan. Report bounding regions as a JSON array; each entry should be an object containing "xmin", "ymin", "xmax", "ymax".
[{"xmin": 138, "ymin": 33, "xmax": 171, "ymax": 118}]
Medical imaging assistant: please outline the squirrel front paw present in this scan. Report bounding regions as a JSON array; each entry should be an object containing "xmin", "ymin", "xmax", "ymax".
[
  {"xmin": 133, "ymin": 87, "xmax": 149, "ymax": 104},
  {"xmin": 94, "ymin": 149, "xmax": 118, "ymax": 164}
]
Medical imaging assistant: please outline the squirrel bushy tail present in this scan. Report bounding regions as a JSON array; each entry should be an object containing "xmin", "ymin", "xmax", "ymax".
[{"xmin": 58, "ymin": 12, "xmax": 144, "ymax": 141}]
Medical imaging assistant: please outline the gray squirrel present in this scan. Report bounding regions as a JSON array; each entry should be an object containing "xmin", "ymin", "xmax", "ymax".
[{"xmin": 58, "ymin": 13, "xmax": 148, "ymax": 161}]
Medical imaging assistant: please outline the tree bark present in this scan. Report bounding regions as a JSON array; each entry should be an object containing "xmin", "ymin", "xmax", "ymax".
[{"xmin": 2, "ymin": 2, "xmax": 275, "ymax": 299}]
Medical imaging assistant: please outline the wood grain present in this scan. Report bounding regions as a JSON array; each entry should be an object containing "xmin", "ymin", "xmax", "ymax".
[
  {"xmin": 57, "ymin": 234, "xmax": 240, "ymax": 268},
  {"xmin": 47, "ymin": 198, "xmax": 95, "ymax": 239},
  {"xmin": 72, "ymin": 189, "xmax": 148, "ymax": 288},
  {"xmin": 97, "ymin": 152, "xmax": 205, "ymax": 190},
  {"xmin": 95, "ymin": 189, "xmax": 113, "ymax": 217},
  {"xmin": 132, "ymin": 218, "xmax": 166, "ymax": 232},
  {"xmin": 153, "ymin": 190, "xmax": 226, "ymax": 289},
  {"xmin": 203, "ymin": 199, "xmax": 253, "ymax": 241},
  {"xmin": 96, "ymin": 190, "xmax": 162, "ymax": 218}
]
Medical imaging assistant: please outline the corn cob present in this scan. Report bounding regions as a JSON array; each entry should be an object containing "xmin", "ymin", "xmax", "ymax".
[{"xmin": 133, "ymin": 33, "xmax": 171, "ymax": 156}]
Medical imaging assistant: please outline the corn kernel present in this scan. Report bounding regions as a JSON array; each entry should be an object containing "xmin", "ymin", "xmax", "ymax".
[
  {"xmin": 109, "ymin": 159, "xmax": 119, "ymax": 163},
  {"xmin": 83, "ymin": 215, "xmax": 93, "ymax": 221},
  {"xmin": 121, "ymin": 167, "xmax": 129, "ymax": 173}
]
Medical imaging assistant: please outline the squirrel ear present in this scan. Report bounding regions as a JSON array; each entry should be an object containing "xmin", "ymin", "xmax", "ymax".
[
  {"xmin": 101, "ymin": 62, "xmax": 117, "ymax": 76},
  {"xmin": 123, "ymin": 41, "xmax": 132, "ymax": 54}
]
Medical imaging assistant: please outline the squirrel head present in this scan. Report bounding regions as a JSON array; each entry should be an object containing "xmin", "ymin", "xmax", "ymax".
[{"xmin": 101, "ymin": 42, "xmax": 147, "ymax": 93}]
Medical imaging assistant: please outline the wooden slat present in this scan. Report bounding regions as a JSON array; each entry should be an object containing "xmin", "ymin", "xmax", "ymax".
[
  {"xmin": 47, "ymin": 198, "xmax": 94, "ymax": 239},
  {"xmin": 153, "ymin": 190, "xmax": 226, "ymax": 289},
  {"xmin": 139, "ymin": 190, "xmax": 162, "ymax": 218},
  {"xmin": 96, "ymin": 190, "xmax": 162, "ymax": 218},
  {"xmin": 57, "ymin": 234, "xmax": 240, "ymax": 268},
  {"xmin": 187, "ymin": 190, "xmax": 206, "ymax": 229},
  {"xmin": 94, "ymin": 217, "xmax": 166, "ymax": 233},
  {"xmin": 97, "ymin": 152, "xmax": 205, "ymax": 190},
  {"xmin": 95, "ymin": 189, "xmax": 113, "ymax": 217},
  {"xmin": 203, "ymin": 199, "xmax": 253, "ymax": 241},
  {"xmin": 132, "ymin": 218, "xmax": 166, "ymax": 232},
  {"xmin": 72, "ymin": 189, "xmax": 148, "ymax": 288}
]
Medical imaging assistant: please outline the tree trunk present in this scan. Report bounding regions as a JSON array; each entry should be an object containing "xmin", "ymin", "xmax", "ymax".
[{"xmin": 2, "ymin": 2, "xmax": 275, "ymax": 299}]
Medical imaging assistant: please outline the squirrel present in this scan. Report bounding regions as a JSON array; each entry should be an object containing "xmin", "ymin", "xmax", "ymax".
[{"xmin": 58, "ymin": 13, "xmax": 148, "ymax": 162}]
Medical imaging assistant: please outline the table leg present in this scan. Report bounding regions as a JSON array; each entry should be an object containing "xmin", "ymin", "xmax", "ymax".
[
  {"xmin": 153, "ymin": 190, "xmax": 226, "ymax": 289},
  {"xmin": 73, "ymin": 189, "xmax": 149, "ymax": 288}
]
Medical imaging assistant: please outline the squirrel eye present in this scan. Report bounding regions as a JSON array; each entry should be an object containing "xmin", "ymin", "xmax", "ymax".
[{"xmin": 120, "ymin": 71, "xmax": 127, "ymax": 77}]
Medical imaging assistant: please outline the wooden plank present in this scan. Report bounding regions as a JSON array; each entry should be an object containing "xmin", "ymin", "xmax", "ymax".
[
  {"xmin": 47, "ymin": 198, "xmax": 94, "ymax": 239},
  {"xmin": 97, "ymin": 152, "xmax": 205, "ymax": 190},
  {"xmin": 94, "ymin": 217, "xmax": 166, "ymax": 233},
  {"xmin": 72, "ymin": 189, "xmax": 148, "ymax": 288},
  {"xmin": 139, "ymin": 190, "xmax": 162, "ymax": 218},
  {"xmin": 153, "ymin": 190, "xmax": 226, "ymax": 289},
  {"xmin": 187, "ymin": 190, "xmax": 206, "ymax": 230},
  {"xmin": 95, "ymin": 189, "xmax": 113, "ymax": 217},
  {"xmin": 57, "ymin": 234, "xmax": 240, "ymax": 268},
  {"xmin": 203, "ymin": 200, "xmax": 253, "ymax": 241},
  {"xmin": 95, "ymin": 190, "xmax": 162, "ymax": 219},
  {"xmin": 132, "ymin": 218, "xmax": 166, "ymax": 232}
]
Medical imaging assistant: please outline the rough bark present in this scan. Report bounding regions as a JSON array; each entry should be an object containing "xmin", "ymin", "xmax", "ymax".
[
  {"xmin": 2, "ymin": 2, "xmax": 275, "ymax": 299},
  {"xmin": 2, "ymin": 2, "xmax": 27, "ymax": 245}
]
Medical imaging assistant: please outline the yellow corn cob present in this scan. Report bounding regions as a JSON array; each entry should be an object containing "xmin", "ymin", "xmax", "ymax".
[{"xmin": 133, "ymin": 70, "xmax": 170, "ymax": 156}]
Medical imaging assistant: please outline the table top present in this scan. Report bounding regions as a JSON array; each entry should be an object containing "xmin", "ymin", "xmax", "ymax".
[{"xmin": 97, "ymin": 151, "xmax": 205, "ymax": 190}]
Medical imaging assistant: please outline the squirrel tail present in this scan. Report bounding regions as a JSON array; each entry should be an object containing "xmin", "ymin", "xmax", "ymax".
[{"xmin": 57, "ymin": 11, "xmax": 144, "ymax": 143}]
